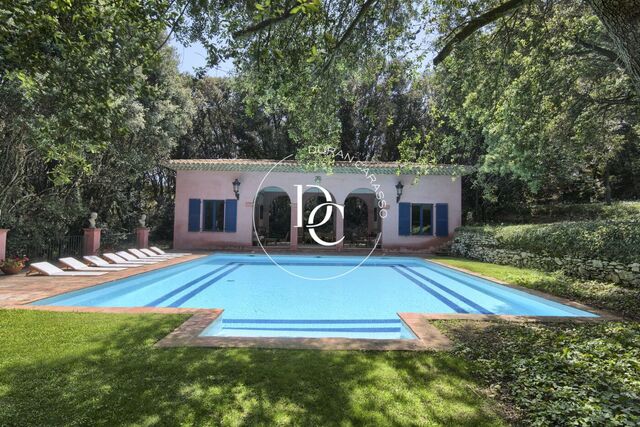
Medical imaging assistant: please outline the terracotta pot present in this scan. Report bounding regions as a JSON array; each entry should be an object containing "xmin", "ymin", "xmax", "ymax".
[{"xmin": 0, "ymin": 264, "xmax": 24, "ymax": 275}]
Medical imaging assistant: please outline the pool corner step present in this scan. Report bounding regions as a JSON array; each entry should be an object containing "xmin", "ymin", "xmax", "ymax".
[{"xmin": 206, "ymin": 318, "xmax": 414, "ymax": 340}]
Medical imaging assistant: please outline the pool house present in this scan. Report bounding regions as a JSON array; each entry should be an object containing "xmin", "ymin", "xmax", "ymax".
[{"xmin": 166, "ymin": 159, "xmax": 468, "ymax": 251}]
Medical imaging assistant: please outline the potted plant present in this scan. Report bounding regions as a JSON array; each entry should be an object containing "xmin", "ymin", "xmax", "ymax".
[{"xmin": 0, "ymin": 255, "xmax": 29, "ymax": 275}]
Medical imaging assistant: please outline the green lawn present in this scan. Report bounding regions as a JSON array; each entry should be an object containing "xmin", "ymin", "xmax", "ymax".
[{"xmin": 0, "ymin": 309, "xmax": 503, "ymax": 426}]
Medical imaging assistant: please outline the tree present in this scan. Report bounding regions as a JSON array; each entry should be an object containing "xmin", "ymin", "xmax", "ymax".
[
  {"xmin": 432, "ymin": 0, "xmax": 640, "ymax": 95},
  {"xmin": 0, "ymin": 0, "xmax": 194, "ymax": 249},
  {"xmin": 174, "ymin": 77, "xmax": 295, "ymax": 159},
  {"xmin": 0, "ymin": 0, "xmax": 176, "ymax": 228},
  {"xmin": 425, "ymin": 0, "xmax": 639, "ymax": 206}
]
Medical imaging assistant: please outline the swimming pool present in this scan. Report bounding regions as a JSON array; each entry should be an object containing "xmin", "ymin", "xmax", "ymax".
[{"xmin": 33, "ymin": 254, "xmax": 597, "ymax": 339}]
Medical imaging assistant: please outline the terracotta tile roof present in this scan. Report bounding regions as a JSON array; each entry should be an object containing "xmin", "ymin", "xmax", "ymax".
[{"xmin": 164, "ymin": 159, "xmax": 474, "ymax": 176}]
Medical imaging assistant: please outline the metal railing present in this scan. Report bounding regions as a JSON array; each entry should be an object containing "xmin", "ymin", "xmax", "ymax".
[{"xmin": 13, "ymin": 235, "xmax": 84, "ymax": 261}]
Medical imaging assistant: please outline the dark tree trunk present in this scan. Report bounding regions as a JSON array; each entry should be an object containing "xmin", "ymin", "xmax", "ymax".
[{"xmin": 585, "ymin": 0, "xmax": 640, "ymax": 96}]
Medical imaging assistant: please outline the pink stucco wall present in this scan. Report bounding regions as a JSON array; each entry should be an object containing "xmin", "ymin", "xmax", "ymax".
[{"xmin": 173, "ymin": 169, "xmax": 461, "ymax": 251}]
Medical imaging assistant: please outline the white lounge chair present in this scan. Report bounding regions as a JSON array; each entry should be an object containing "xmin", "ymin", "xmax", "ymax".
[
  {"xmin": 59, "ymin": 257, "xmax": 126, "ymax": 272},
  {"xmin": 27, "ymin": 262, "xmax": 106, "ymax": 276},
  {"xmin": 140, "ymin": 248, "xmax": 180, "ymax": 259},
  {"xmin": 103, "ymin": 253, "xmax": 153, "ymax": 265},
  {"xmin": 128, "ymin": 248, "xmax": 170, "ymax": 260},
  {"xmin": 83, "ymin": 255, "xmax": 143, "ymax": 268},
  {"xmin": 116, "ymin": 251, "xmax": 160, "ymax": 264},
  {"xmin": 150, "ymin": 246, "xmax": 191, "ymax": 256}
]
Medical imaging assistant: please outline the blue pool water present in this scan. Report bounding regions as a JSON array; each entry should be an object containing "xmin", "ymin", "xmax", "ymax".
[{"xmin": 32, "ymin": 254, "xmax": 597, "ymax": 339}]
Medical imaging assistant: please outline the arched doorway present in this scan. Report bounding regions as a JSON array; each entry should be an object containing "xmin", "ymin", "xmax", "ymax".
[
  {"xmin": 298, "ymin": 187, "xmax": 337, "ymax": 246},
  {"xmin": 343, "ymin": 189, "xmax": 382, "ymax": 248},
  {"xmin": 253, "ymin": 186, "xmax": 291, "ymax": 246}
]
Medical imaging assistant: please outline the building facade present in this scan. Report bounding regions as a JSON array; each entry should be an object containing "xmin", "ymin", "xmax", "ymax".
[{"xmin": 166, "ymin": 159, "xmax": 467, "ymax": 251}]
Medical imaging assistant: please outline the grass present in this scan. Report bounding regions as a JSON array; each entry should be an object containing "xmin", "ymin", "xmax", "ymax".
[
  {"xmin": 433, "ymin": 257, "xmax": 640, "ymax": 319},
  {"xmin": 0, "ymin": 309, "xmax": 504, "ymax": 426},
  {"xmin": 432, "ymin": 257, "xmax": 640, "ymax": 425}
]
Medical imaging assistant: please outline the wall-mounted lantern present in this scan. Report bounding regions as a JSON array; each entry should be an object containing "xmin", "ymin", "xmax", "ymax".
[
  {"xmin": 395, "ymin": 181, "xmax": 404, "ymax": 203},
  {"xmin": 232, "ymin": 178, "xmax": 241, "ymax": 200}
]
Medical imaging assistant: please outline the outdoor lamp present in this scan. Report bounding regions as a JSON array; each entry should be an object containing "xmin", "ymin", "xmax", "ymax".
[
  {"xmin": 233, "ymin": 178, "xmax": 241, "ymax": 200},
  {"xmin": 395, "ymin": 181, "xmax": 404, "ymax": 203}
]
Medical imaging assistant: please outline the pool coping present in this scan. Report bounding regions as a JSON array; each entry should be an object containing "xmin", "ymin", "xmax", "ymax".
[{"xmin": 0, "ymin": 253, "xmax": 624, "ymax": 352}]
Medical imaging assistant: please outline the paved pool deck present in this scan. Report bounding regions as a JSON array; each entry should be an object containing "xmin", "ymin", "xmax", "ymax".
[{"xmin": 0, "ymin": 252, "xmax": 620, "ymax": 351}]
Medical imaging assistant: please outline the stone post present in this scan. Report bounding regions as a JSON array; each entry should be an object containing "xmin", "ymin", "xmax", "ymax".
[
  {"xmin": 136, "ymin": 227, "xmax": 150, "ymax": 249},
  {"xmin": 83, "ymin": 228, "xmax": 101, "ymax": 256},
  {"xmin": 335, "ymin": 211, "xmax": 344, "ymax": 251},
  {"xmin": 0, "ymin": 229, "xmax": 8, "ymax": 261},
  {"xmin": 289, "ymin": 203, "xmax": 298, "ymax": 250}
]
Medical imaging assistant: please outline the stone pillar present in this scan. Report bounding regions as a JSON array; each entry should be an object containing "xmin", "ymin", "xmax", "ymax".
[
  {"xmin": 0, "ymin": 229, "xmax": 8, "ymax": 261},
  {"xmin": 289, "ymin": 203, "xmax": 298, "ymax": 250},
  {"xmin": 83, "ymin": 228, "xmax": 101, "ymax": 256},
  {"xmin": 136, "ymin": 227, "xmax": 150, "ymax": 249},
  {"xmin": 367, "ymin": 199, "xmax": 375, "ymax": 234},
  {"xmin": 335, "ymin": 211, "xmax": 344, "ymax": 251}
]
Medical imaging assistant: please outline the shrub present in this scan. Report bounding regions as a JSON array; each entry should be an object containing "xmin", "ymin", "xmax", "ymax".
[
  {"xmin": 458, "ymin": 220, "xmax": 640, "ymax": 264},
  {"xmin": 437, "ymin": 321, "xmax": 640, "ymax": 426},
  {"xmin": 482, "ymin": 201, "xmax": 640, "ymax": 225}
]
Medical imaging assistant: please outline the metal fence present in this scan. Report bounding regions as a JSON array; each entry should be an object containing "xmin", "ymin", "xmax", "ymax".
[
  {"xmin": 15, "ymin": 235, "xmax": 84, "ymax": 261},
  {"xmin": 7, "ymin": 230, "xmax": 140, "ymax": 262}
]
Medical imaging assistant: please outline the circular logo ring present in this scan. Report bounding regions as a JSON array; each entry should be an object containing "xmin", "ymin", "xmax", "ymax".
[{"xmin": 252, "ymin": 154, "xmax": 382, "ymax": 281}]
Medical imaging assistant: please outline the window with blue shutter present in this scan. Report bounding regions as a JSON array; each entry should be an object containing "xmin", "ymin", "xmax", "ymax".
[
  {"xmin": 224, "ymin": 199, "xmax": 237, "ymax": 232},
  {"xmin": 188, "ymin": 199, "xmax": 201, "ymax": 232},
  {"xmin": 398, "ymin": 202, "xmax": 410, "ymax": 236},
  {"xmin": 435, "ymin": 203, "xmax": 449, "ymax": 237}
]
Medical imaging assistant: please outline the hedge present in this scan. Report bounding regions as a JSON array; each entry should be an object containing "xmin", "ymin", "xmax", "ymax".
[
  {"xmin": 458, "ymin": 219, "xmax": 640, "ymax": 264},
  {"xmin": 483, "ymin": 201, "xmax": 640, "ymax": 225}
]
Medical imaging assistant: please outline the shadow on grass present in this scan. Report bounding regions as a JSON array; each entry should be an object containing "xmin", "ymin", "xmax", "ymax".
[
  {"xmin": 0, "ymin": 311, "xmax": 503, "ymax": 426},
  {"xmin": 436, "ymin": 319, "xmax": 640, "ymax": 425}
]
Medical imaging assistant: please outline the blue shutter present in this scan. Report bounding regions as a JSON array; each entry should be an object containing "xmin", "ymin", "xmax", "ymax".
[
  {"xmin": 188, "ymin": 199, "xmax": 201, "ymax": 232},
  {"xmin": 398, "ymin": 203, "xmax": 411, "ymax": 236},
  {"xmin": 224, "ymin": 199, "xmax": 237, "ymax": 232},
  {"xmin": 435, "ymin": 203, "xmax": 449, "ymax": 237}
]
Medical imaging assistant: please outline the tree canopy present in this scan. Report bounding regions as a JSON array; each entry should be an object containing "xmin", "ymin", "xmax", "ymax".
[{"xmin": 0, "ymin": 0, "xmax": 638, "ymax": 250}]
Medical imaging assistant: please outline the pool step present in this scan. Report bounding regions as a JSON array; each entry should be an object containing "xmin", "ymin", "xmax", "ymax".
[{"xmin": 207, "ymin": 318, "xmax": 414, "ymax": 340}]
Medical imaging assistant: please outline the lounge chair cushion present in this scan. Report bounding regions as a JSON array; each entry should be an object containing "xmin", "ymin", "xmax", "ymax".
[
  {"xmin": 139, "ymin": 248, "xmax": 176, "ymax": 258},
  {"xmin": 116, "ymin": 251, "xmax": 159, "ymax": 263},
  {"xmin": 83, "ymin": 256, "xmax": 141, "ymax": 268},
  {"xmin": 29, "ymin": 262, "xmax": 106, "ymax": 276},
  {"xmin": 150, "ymin": 246, "xmax": 190, "ymax": 256},
  {"xmin": 59, "ymin": 257, "xmax": 125, "ymax": 272},
  {"xmin": 128, "ymin": 248, "xmax": 168, "ymax": 260}
]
